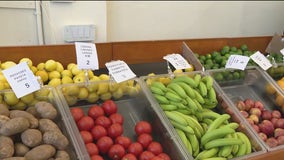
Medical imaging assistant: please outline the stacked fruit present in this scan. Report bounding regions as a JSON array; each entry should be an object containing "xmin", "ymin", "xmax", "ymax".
[
  {"xmin": 148, "ymin": 74, "xmax": 252, "ymax": 159},
  {"xmin": 70, "ymin": 100, "xmax": 171, "ymax": 160}
]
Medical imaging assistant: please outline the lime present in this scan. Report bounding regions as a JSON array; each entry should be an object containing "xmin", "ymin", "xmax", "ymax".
[
  {"xmin": 204, "ymin": 64, "xmax": 212, "ymax": 70},
  {"xmin": 222, "ymin": 46, "xmax": 230, "ymax": 53},
  {"xmin": 222, "ymin": 70, "xmax": 230, "ymax": 77},
  {"xmin": 226, "ymin": 73, "xmax": 233, "ymax": 80},
  {"xmin": 230, "ymin": 46, "xmax": 237, "ymax": 52},
  {"xmin": 241, "ymin": 44, "xmax": 248, "ymax": 51},
  {"xmin": 199, "ymin": 55, "xmax": 206, "ymax": 61},
  {"xmin": 212, "ymin": 63, "xmax": 220, "ymax": 69},
  {"xmin": 212, "ymin": 51, "xmax": 220, "ymax": 59},
  {"xmin": 220, "ymin": 58, "xmax": 227, "ymax": 67},
  {"xmin": 214, "ymin": 72, "xmax": 224, "ymax": 82},
  {"xmin": 205, "ymin": 54, "xmax": 212, "ymax": 59},
  {"xmin": 215, "ymin": 55, "xmax": 223, "ymax": 64},
  {"xmin": 237, "ymin": 49, "xmax": 243, "ymax": 55},
  {"xmin": 239, "ymin": 71, "xmax": 245, "ymax": 79},
  {"xmin": 232, "ymin": 71, "xmax": 240, "ymax": 80},
  {"xmin": 199, "ymin": 59, "xmax": 204, "ymax": 65},
  {"xmin": 225, "ymin": 53, "xmax": 231, "ymax": 59},
  {"xmin": 205, "ymin": 59, "xmax": 213, "ymax": 65}
]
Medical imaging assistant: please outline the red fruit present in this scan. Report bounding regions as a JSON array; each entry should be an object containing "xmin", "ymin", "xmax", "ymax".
[
  {"xmin": 70, "ymin": 107, "xmax": 85, "ymax": 122},
  {"xmin": 249, "ymin": 114, "xmax": 259, "ymax": 124},
  {"xmin": 135, "ymin": 121, "xmax": 152, "ymax": 135},
  {"xmin": 88, "ymin": 105, "xmax": 104, "ymax": 120},
  {"xmin": 271, "ymin": 117, "xmax": 279, "ymax": 127},
  {"xmin": 277, "ymin": 135, "xmax": 284, "ymax": 145},
  {"xmin": 259, "ymin": 120, "xmax": 275, "ymax": 137},
  {"xmin": 147, "ymin": 142, "xmax": 163, "ymax": 155},
  {"xmin": 95, "ymin": 116, "xmax": 112, "ymax": 128},
  {"xmin": 246, "ymin": 118, "xmax": 254, "ymax": 125},
  {"xmin": 77, "ymin": 116, "xmax": 95, "ymax": 131},
  {"xmin": 254, "ymin": 100, "xmax": 264, "ymax": 111},
  {"xmin": 272, "ymin": 110, "xmax": 282, "ymax": 119},
  {"xmin": 102, "ymin": 100, "xmax": 118, "ymax": 116},
  {"xmin": 236, "ymin": 100, "xmax": 246, "ymax": 111},
  {"xmin": 91, "ymin": 155, "xmax": 104, "ymax": 160},
  {"xmin": 157, "ymin": 153, "xmax": 171, "ymax": 160},
  {"xmin": 108, "ymin": 123, "xmax": 124, "ymax": 139},
  {"xmin": 252, "ymin": 124, "xmax": 260, "ymax": 133},
  {"xmin": 80, "ymin": 131, "xmax": 93, "ymax": 144},
  {"xmin": 137, "ymin": 133, "xmax": 153, "ymax": 149},
  {"xmin": 115, "ymin": 136, "xmax": 132, "ymax": 149},
  {"xmin": 150, "ymin": 156, "xmax": 164, "ymax": 160},
  {"xmin": 91, "ymin": 125, "xmax": 107, "ymax": 140},
  {"xmin": 109, "ymin": 113, "xmax": 124, "ymax": 125},
  {"xmin": 266, "ymin": 137, "xmax": 278, "ymax": 148},
  {"xmin": 108, "ymin": 144, "xmax": 126, "ymax": 160},
  {"xmin": 96, "ymin": 136, "xmax": 114, "ymax": 154},
  {"xmin": 127, "ymin": 142, "xmax": 143, "ymax": 157},
  {"xmin": 86, "ymin": 143, "xmax": 99, "ymax": 156},
  {"xmin": 274, "ymin": 128, "xmax": 284, "ymax": 138},
  {"xmin": 249, "ymin": 108, "xmax": 261, "ymax": 117},
  {"xmin": 275, "ymin": 118, "xmax": 284, "ymax": 129},
  {"xmin": 258, "ymin": 132, "xmax": 268, "ymax": 141},
  {"xmin": 122, "ymin": 153, "xmax": 137, "ymax": 160},
  {"xmin": 261, "ymin": 110, "xmax": 272, "ymax": 120},
  {"xmin": 240, "ymin": 110, "xmax": 249, "ymax": 118},
  {"xmin": 244, "ymin": 99, "xmax": 254, "ymax": 111},
  {"xmin": 139, "ymin": 151, "xmax": 155, "ymax": 160}
]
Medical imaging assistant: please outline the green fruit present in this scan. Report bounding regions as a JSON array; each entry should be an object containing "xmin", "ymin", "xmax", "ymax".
[
  {"xmin": 241, "ymin": 44, "xmax": 248, "ymax": 51},
  {"xmin": 230, "ymin": 46, "xmax": 237, "ymax": 52}
]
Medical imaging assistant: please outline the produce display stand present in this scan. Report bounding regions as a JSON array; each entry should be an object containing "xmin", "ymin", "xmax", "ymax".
[{"xmin": 0, "ymin": 35, "xmax": 283, "ymax": 160}]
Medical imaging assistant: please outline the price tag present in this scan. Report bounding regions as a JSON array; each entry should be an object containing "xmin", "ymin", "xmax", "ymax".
[
  {"xmin": 75, "ymin": 42, "xmax": 99, "ymax": 70},
  {"xmin": 105, "ymin": 60, "xmax": 136, "ymax": 83},
  {"xmin": 280, "ymin": 48, "xmax": 284, "ymax": 56},
  {"xmin": 2, "ymin": 62, "xmax": 40, "ymax": 98},
  {"xmin": 250, "ymin": 51, "xmax": 272, "ymax": 70},
  {"xmin": 225, "ymin": 55, "xmax": 249, "ymax": 70},
  {"xmin": 163, "ymin": 53, "xmax": 191, "ymax": 70}
]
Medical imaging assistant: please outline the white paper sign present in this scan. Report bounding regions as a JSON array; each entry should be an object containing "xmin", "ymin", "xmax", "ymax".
[
  {"xmin": 250, "ymin": 51, "xmax": 272, "ymax": 70},
  {"xmin": 163, "ymin": 53, "xmax": 191, "ymax": 70},
  {"xmin": 225, "ymin": 55, "xmax": 250, "ymax": 70},
  {"xmin": 2, "ymin": 62, "xmax": 40, "ymax": 98},
  {"xmin": 75, "ymin": 42, "xmax": 99, "ymax": 70},
  {"xmin": 280, "ymin": 48, "xmax": 284, "ymax": 56},
  {"xmin": 105, "ymin": 60, "xmax": 136, "ymax": 83}
]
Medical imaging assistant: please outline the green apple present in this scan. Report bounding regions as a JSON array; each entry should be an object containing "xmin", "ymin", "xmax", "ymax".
[
  {"xmin": 37, "ymin": 62, "xmax": 45, "ymax": 70},
  {"xmin": 19, "ymin": 58, "xmax": 33, "ymax": 68},
  {"xmin": 87, "ymin": 92, "xmax": 99, "ymax": 103},
  {"xmin": 48, "ymin": 78, "xmax": 61, "ymax": 87},
  {"xmin": 62, "ymin": 85, "xmax": 80, "ymax": 96},
  {"xmin": 48, "ymin": 71, "xmax": 61, "ymax": 80},
  {"xmin": 61, "ymin": 69, "xmax": 73, "ymax": 78},
  {"xmin": 62, "ymin": 76, "xmax": 73, "ymax": 84},
  {"xmin": 4, "ymin": 92, "xmax": 19, "ymax": 106},
  {"xmin": 78, "ymin": 87, "xmax": 89, "ymax": 99},
  {"xmin": 56, "ymin": 62, "xmax": 64, "ymax": 72},
  {"xmin": 1, "ymin": 61, "xmax": 16, "ymax": 69},
  {"xmin": 20, "ymin": 93, "xmax": 35, "ymax": 104},
  {"xmin": 45, "ymin": 60, "xmax": 57, "ymax": 72}
]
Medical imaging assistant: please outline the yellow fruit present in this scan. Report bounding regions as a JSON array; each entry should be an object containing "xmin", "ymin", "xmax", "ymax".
[
  {"xmin": 184, "ymin": 64, "xmax": 195, "ymax": 72},
  {"xmin": 64, "ymin": 95, "xmax": 78, "ymax": 106},
  {"xmin": 30, "ymin": 66, "xmax": 38, "ymax": 74},
  {"xmin": 3, "ymin": 82, "xmax": 10, "ymax": 89},
  {"xmin": 61, "ymin": 70, "xmax": 73, "ymax": 78},
  {"xmin": 78, "ymin": 87, "xmax": 89, "ymax": 99},
  {"xmin": 276, "ymin": 94, "xmax": 284, "ymax": 106},
  {"xmin": 62, "ymin": 76, "xmax": 73, "ymax": 84},
  {"xmin": 277, "ymin": 80, "xmax": 284, "ymax": 90},
  {"xmin": 0, "ymin": 83, "xmax": 5, "ymax": 90},
  {"xmin": 45, "ymin": 60, "xmax": 57, "ymax": 72},
  {"xmin": 87, "ymin": 76, "xmax": 100, "ymax": 92},
  {"xmin": 73, "ymin": 75, "xmax": 86, "ymax": 83},
  {"xmin": 265, "ymin": 83, "xmax": 276, "ymax": 95},
  {"xmin": 99, "ymin": 74, "xmax": 110, "ymax": 81},
  {"xmin": 56, "ymin": 62, "xmax": 64, "ymax": 72},
  {"xmin": 48, "ymin": 78, "xmax": 61, "ymax": 87},
  {"xmin": 37, "ymin": 63, "xmax": 45, "ymax": 70},
  {"xmin": 20, "ymin": 93, "xmax": 35, "ymax": 104},
  {"xmin": 0, "ymin": 74, "xmax": 7, "ymax": 82},
  {"xmin": 88, "ymin": 70, "xmax": 95, "ymax": 79},
  {"xmin": 62, "ymin": 85, "xmax": 80, "ymax": 96},
  {"xmin": 34, "ymin": 89, "xmax": 50, "ymax": 101},
  {"xmin": 19, "ymin": 58, "xmax": 33, "ymax": 68},
  {"xmin": 48, "ymin": 71, "xmax": 61, "ymax": 80},
  {"xmin": 1, "ymin": 61, "xmax": 16, "ymax": 69},
  {"xmin": 87, "ymin": 92, "xmax": 99, "ymax": 103},
  {"xmin": 112, "ymin": 88, "xmax": 124, "ymax": 100},
  {"xmin": 11, "ymin": 100, "xmax": 26, "ymax": 110},
  {"xmin": 109, "ymin": 83, "xmax": 120, "ymax": 92},
  {"xmin": 100, "ymin": 92, "xmax": 112, "ymax": 101},
  {"xmin": 71, "ymin": 65, "xmax": 83, "ymax": 76},
  {"xmin": 127, "ymin": 80, "xmax": 135, "ymax": 87},
  {"xmin": 67, "ymin": 63, "xmax": 76, "ymax": 71},
  {"xmin": 4, "ymin": 92, "xmax": 19, "ymax": 106},
  {"xmin": 158, "ymin": 77, "xmax": 171, "ymax": 85},
  {"xmin": 35, "ymin": 70, "xmax": 49, "ymax": 83},
  {"xmin": 97, "ymin": 82, "xmax": 109, "ymax": 95},
  {"xmin": 126, "ymin": 86, "xmax": 139, "ymax": 97}
]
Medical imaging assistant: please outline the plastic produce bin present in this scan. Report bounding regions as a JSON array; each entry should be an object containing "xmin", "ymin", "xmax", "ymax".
[
  {"xmin": 0, "ymin": 86, "xmax": 82, "ymax": 159},
  {"xmin": 208, "ymin": 67, "xmax": 284, "ymax": 152},
  {"xmin": 56, "ymin": 78, "xmax": 188, "ymax": 160},
  {"xmin": 140, "ymin": 71, "xmax": 266, "ymax": 160}
]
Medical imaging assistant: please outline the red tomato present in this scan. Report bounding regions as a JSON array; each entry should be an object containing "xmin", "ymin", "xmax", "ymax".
[
  {"xmin": 122, "ymin": 153, "xmax": 137, "ymax": 160},
  {"xmin": 135, "ymin": 121, "xmax": 152, "ymax": 135},
  {"xmin": 137, "ymin": 133, "xmax": 153, "ymax": 149},
  {"xmin": 95, "ymin": 116, "xmax": 112, "ymax": 128},
  {"xmin": 150, "ymin": 156, "xmax": 164, "ymax": 160},
  {"xmin": 102, "ymin": 100, "xmax": 118, "ymax": 116},
  {"xmin": 127, "ymin": 142, "xmax": 143, "ymax": 157},
  {"xmin": 108, "ymin": 123, "xmax": 123, "ymax": 139},
  {"xmin": 109, "ymin": 113, "xmax": 124, "ymax": 124},
  {"xmin": 115, "ymin": 136, "xmax": 132, "ymax": 149},
  {"xmin": 91, "ymin": 155, "xmax": 104, "ymax": 160},
  {"xmin": 91, "ymin": 125, "xmax": 108, "ymax": 140},
  {"xmin": 70, "ymin": 107, "xmax": 85, "ymax": 122},
  {"xmin": 80, "ymin": 130, "xmax": 93, "ymax": 144},
  {"xmin": 108, "ymin": 144, "xmax": 126, "ymax": 160},
  {"xmin": 157, "ymin": 153, "xmax": 171, "ymax": 160},
  {"xmin": 139, "ymin": 151, "xmax": 155, "ymax": 160},
  {"xmin": 77, "ymin": 116, "xmax": 95, "ymax": 131},
  {"xmin": 85, "ymin": 142, "xmax": 99, "ymax": 156},
  {"xmin": 147, "ymin": 142, "xmax": 163, "ymax": 155},
  {"xmin": 88, "ymin": 105, "xmax": 105, "ymax": 120},
  {"xmin": 96, "ymin": 136, "xmax": 114, "ymax": 154}
]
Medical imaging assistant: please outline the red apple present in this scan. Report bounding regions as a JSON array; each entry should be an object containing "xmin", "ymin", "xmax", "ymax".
[
  {"xmin": 254, "ymin": 100, "xmax": 265, "ymax": 111},
  {"xmin": 252, "ymin": 124, "xmax": 260, "ymax": 133},
  {"xmin": 240, "ymin": 110, "xmax": 249, "ymax": 118},
  {"xmin": 274, "ymin": 128, "xmax": 284, "ymax": 138},
  {"xmin": 258, "ymin": 132, "xmax": 268, "ymax": 141},
  {"xmin": 250, "ymin": 108, "xmax": 262, "ymax": 117},
  {"xmin": 271, "ymin": 118, "xmax": 279, "ymax": 128},
  {"xmin": 244, "ymin": 99, "xmax": 255, "ymax": 111},
  {"xmin": 266, "ymin": 137, "xmax": 278, "ymax": 148},
  {"xmin": 275, "ymin": 118, "xmax": 284, "ymax": 129},
  {"xmin": 236, "ymin": 100, "xmax": 246, "ymax": 111},
  {"xmin": 277, "ymin": 135, "xmax": 284, "ymax": 145},
  {"xmin": 272, "ymin": 110, "xmax": 282, "ymax": 119},
  {"xmin": 249, "ymin": 114, "xmax": 259, "ymax": 124},
  {"xmin": 246, "ymin": 118, "xmax": 254, "ymax": 125},
  {"xmin": 259, "ymin": 120, "xmax": 275, "ymax": 137},
  {"xmin": 261, "ymin": 110, "xmax": 272, "ymax": 120}
]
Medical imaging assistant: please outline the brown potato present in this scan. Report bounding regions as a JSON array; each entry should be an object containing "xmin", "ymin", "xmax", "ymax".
[
  {"xmin": 55, "ymin": 150, "xmax": 70, "ymax": 160},
  {"xmin": 21, "ymin": 129, "xmax": 42, "ymax": 148},
  {"xmin": 2, "ymin": 157, "xmax": 26, "ymax": 160},
  {"xmin": 35, "ymin": 101, "xmax": 57, "ymax": 120},
  {"xmin": 38, "ymin": 119, "xmax": 61, "ymax": 133},
  {"xmin": 9, "ymin": 110, "xmax": 38, "ymax": 129},
  {"xmin": 0, "ymin": 117, "xmax": 29, "ymax": 136},
  {"xmin": 24, "ymin": 144, "xmax": 56, "ymax": 160},
  {"xmin": 14, "ymin": 143, "xmax": 30, "ymax": 157},
  {"xmin": 0, "ymin": 115, "xmax": 10, "ymax": 128},
  {"xmin": 43, "ymin": 131, "xmax": 69, "ymax": 150},
  {"xmin": 0, "ymin": 104, "xmax": 9, "ymax": 116},
  {"xmin": 25, "ymin": 107, "xmax": 40, "ymax": 119},
  {"xmin": 0, "ymin": 136, "xmax": 14, "ymax": 159}
]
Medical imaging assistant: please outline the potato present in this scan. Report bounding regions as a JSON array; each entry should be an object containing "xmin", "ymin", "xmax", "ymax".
[
  {"xmin": 24, "ymin": 144, "xmax": 56, "ymax": 160},
  {"xmin": 0, "ymin": 103, "xmax": 9, "ymax": 116},
  {"xmin": 14, "ymin": 143, "xmax": 30, "ymax": 157},
  {"xmin": 25, "ymin": 107, "xmax": 40, "ymax": 119},
  {"xmin": 0, "ymin": 115, "xmax": 10, "ymax": 128},
  {"xmin": 35, "ymin": 101, "xmax": 57, "ymax": 120},
  {"xmin": 0, "ymin": 136, "xmax": 14, "ymax": 159},
  {"xmin": 0, "ymin": 117, "xmax": 29, "ymax": 136},
  {"xmin": 9, "ymin": 110, "xmax": 38, "ymax": 129},
  {"xmin": 54, "ymin": 150, "xmax": 70, "ymax": 160},
  {"xmin": 43, "ymin": 131, "xmax": 69, "ymax": 150},
  {"xmin": 2, "ymin": 157, "xmax": 26, "ymax": 160},
  {"xmin": 38, "ymin": 119, "xmax": 61, "ymax": 133},
  {"xmin": 21, "ymin": 129, "xmax": 42, "ymax": 148}
]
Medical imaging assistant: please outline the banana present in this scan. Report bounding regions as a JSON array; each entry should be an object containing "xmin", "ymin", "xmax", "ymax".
[
  {"xmin": 185, "ymin": 97, "xmax": 198, "ymax": 111},
  {"xmin": 218, "ymin": 134, "xmax": 234, "ymax": 157},
  {"xmin": 207, "ymin": 114, "xmax": 231, "ymax": 132},
  {"xmin": 154, "ymin": 94, "xmax": 169, "ymax": 104},
  {"xmin": 175, "ymin": 128, "xmax": 193, "ymax": 155},
  {"xmin": 167, "ymin": 82, "xmax": 187, "ymax": 98},
  {"xmin": 176, "ymin": 109, "xmax": 193, "ymax": 115},
  {"xmin": 202, "ymin": 118, "xmax": 214, "ymax": 125},
  {"xmin": 201, "ymin": 126, "xmax": 235, "ymax": 146},
  {"xmin": 236, "ymin": 132, "xmax": 251, "ymax": 156},
  {"xmin": 151, "ymin": 81, "xmax": 167, "ymax": 92},
  {"xmin": 231, "ymin": 132, "xmax": 240, "ymax": 156},
  {"xmin": 160, "ymin": 104, "xmax": 178, "ymax": 111},
  {"xmin": 198, "ymin": 81, "xmax": 208, "ymax": 97},
  {"xmin": 150, "ymin": 86, "xmax": 165, "ymax": 95},
  {"xmin": 202, "ymin": 157, "xmax": 227, "ymax": 160},
  {"xmin": 204, "ymin": 138, "xmax": 243, "ymax": 150},
  {"xmin": 170, "ymin": 101, "xmax": 187, "ymax": 109},
  {"xmin": 193, "ymin": 99, "xmax": 203, "ymax": 111},
  {"xmin": 195, "ymin": 148, "xmax": 219, "ymax": 160},
  {"xmin": 164, "ymin": 111, "xmax": 187, "ymax": 126},
  {"xmin": 201, "ymin": 123, "xmax": 208, "ymax": 131},
  {"xmin": 165, "ymin": 91, "xmax": 183, "ymax": 102},
  {"xmin": 202, "ymin": 75, "xmax": 214, "ymax": 90},
  {"xmin": 194, "ymin": 90, "xmax": 205, "ymax": 104},
  {"xmin": 176, "ymin": 82, "xmax": 196, "ymax": 98},
  {"xmin": 203, "ymin": 98, "xmax": 218, "ymax": 109},
  {"xmin": 197, "ymin": 110, "xmax": 221, "ymax": 121},
  {"xmin": 172, "ymin": 76, "xmax": 198, "ymax": 88},
  {"xmin": 187, "ymin": 133, "xmax": 200, "ymax": 157},
  {"xmin": 194, "ymin": 74, "xmax": 202, "ymax": 85},
  {"xmin": 220, "ymin": 122, "xmax": 239, "ymax": 130},
  {"xmin": 208, "ymin": 87, "xmax": 217, "ymax": 102},
  {"xmin": 170, "ymin": 120, "xmax": 195, "ymax": 135}
]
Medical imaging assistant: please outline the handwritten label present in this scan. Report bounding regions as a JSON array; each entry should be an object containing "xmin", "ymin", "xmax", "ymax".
[
  {"xmin": 2, "ymin": 62, "xmax": 40, "ymax": 98},
  {"xmin": 250, "ymin": 51, "xmax": 272, "ymax": 70},
  {"xmin": 105, "ymin": 60, "xmax": 136, "ymax": 83},
  {"xmin": 280, "ymin": 48, "xmax": 284, "ymax": 56},
  {"xmin": 75, "ymin": 42, "xmax": 99, "ymax": 70},
  {"xmin": 163, "ymin": 53, "xmax": 191, "ymax": 70},
  {"xmin": 225, "ymin": 55, "xmax": 249, "ymax": 70}
]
